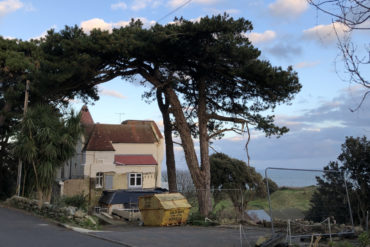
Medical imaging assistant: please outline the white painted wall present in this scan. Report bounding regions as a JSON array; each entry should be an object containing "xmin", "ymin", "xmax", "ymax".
[{"xmin": 57, "ymin": 132, "xmax": 164, "ymax": 189}]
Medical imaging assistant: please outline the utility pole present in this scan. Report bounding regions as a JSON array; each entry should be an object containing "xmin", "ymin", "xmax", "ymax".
[
  {"xmin": 116, "ymin": 113, "xmax": 124, "ymax": 123},
  {"xmin": 16, "ymin": 80, "xmax": 30, "ymax": 196}
]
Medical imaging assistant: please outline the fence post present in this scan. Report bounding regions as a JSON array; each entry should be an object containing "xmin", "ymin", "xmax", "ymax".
[
  {"xmin": 239, "ymin": 224, "xmax": 243, "ymax": 247},
  {"xmin": 343, "ymin": 175, "xmax": 354, "ymax": 231},
  {"xmin": 328, "ymin": 217, "xmax": 332, "ymax": 243},
  {"xmin": 288, "ymin": 219, "xmax": 292, "ymax": 246},
  {"xmin": 366, "ymin": 210, "xmax": 369, "ymax": 232},
  {"xmin": 265, "ymin": 168, "xmax": 274, "ymax": 235}
]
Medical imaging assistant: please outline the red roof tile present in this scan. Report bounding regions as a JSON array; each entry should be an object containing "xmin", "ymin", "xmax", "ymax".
[
  {"xmin": 122, "ymin": 120, "xmax": 163, "ymax": 140},
  {"xmin": 80, "ymin": 107, "xmax": 163, "ymax": 151},
  {"xmin": 83, "ymin": 123, "xmax": 160, "ymax": 151},
  {"xmin": 80, "ymin": 105, "xmax": 94, "ymax": 124},
  {"xmin": 114, "ymin": 155, "xmax": 157, "ymax": 166}
]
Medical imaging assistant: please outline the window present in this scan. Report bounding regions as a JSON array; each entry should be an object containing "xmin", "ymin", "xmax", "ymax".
[
  {"xmin": 129, "ymin": 173, "xmax": 142, "ymax": 188},
  {"xmin": 96, "ymin": 172, "xmax": 103, "ymax": 188}
]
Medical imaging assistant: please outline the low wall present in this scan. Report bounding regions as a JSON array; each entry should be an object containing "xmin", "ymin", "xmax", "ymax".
[
  {"xmin": 63, "ymin": 178, "xmax": 89, "ymax": 197},
  {"xmin": 5, "ymin": 196, "xmax": 97, "ymax": 229}
]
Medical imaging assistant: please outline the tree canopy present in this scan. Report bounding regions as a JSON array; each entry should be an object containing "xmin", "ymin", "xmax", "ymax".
[
  {"xmin": 306, "ymin": 136, "xmax": 370, "ymax": 226},
  {"xmin": 1, "ymin": 15, "xmax": 301, "ymax": 215},
  {"xmin": 14, "ymin": 104, "xmax": 82, "ymax": 204}
]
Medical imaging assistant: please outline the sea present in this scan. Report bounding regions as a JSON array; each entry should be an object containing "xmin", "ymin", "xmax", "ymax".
[
  {"xmin": 162, "ymin": 168, "xmax": 326, "ymax": 189},
  {"xmin": 256, "ymin": 168, "xmax": 326, "ymax": 188}
]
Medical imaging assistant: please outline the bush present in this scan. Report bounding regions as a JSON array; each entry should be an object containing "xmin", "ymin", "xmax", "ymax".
[
  {"xmin": 61, "ymin": 193, "xmax": 88, "ymax": 210},
  {"xmin": 187, "ymin": 212, "xmax": 218, "ymax": 226},
  {"xmin": 263, "ymin": 178, "xmax": 278, "ymax": 194},
  {"xmin": 359, "ymin": 231, "xmax": 370, "ymax": 247}
]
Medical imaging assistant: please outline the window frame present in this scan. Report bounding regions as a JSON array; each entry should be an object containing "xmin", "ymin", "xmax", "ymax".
[
  {"xmin": 96, "ymin": 172, "xmax": 103, "ymax": 188},
  {"xmin": 128, "ymin": 173, "xmax": 142, "ymax": 188}
]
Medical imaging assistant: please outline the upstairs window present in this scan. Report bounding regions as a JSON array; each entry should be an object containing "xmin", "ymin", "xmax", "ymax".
[
  {"xmin": 96, "ymin": 172, "xmax": 103, "ymax": 188},
  {"xmin": 129, "ymin": 173, "xmax": 142, "ymax": 188}
]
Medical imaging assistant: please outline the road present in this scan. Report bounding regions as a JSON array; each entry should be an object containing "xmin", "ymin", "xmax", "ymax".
[
  {"xmin": 0, "ymin": 206, "xmax": 122, "ymax": 247},
  {"xmin": 93, "ymin": 224, "xmax": 268, "ymax": 247},
  {"xmin": 0, "ymin": 205, "xmax": 271, "ymax": 247}
]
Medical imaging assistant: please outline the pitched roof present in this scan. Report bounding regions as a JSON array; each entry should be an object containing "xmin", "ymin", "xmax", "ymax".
[
  {"xmin": 114, "ymin": 155, "xmax": 158, "ymax": 166},
  {"xmin": 122, "ymin": 120, "xmax": 163, "ymax": 139},
  {"xmin": 80, "ymin": 106, "xmax": 163, "ymax": 151},
  {"xmin": 84, "ymin": 124, "xmax": 160, "ymax": 151},
  {"xmin": 80, "ymin": 105, "xmax": 94, "ymax": 124}
]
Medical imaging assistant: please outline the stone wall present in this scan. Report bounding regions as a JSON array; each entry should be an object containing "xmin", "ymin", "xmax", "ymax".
[{"xmin": 5, "ymin": 196, "xmax": 98, "ymax": 229}]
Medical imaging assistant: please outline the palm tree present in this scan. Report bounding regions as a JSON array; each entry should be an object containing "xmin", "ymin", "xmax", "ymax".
[{"xmin": 14, "ymin": 104, "xmax": 82, "ymax": 206}]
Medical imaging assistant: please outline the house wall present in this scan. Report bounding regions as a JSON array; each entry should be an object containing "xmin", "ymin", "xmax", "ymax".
[
  {"xmin": 56, "ymin": 136, "xmax": 86, "ymax": 180},
  {"xmin": 83, "ymin": 150, "xmax": 157, "ymax": 189},
  {"xmin": 63, "ymin": 178, "xmax": 89, "ymax": 197},
  {"xmin": 112, "ymin": 141, "xmax": 164, "ymax": 187},
  {"xmin": 57, "ymin": 131, "xmax": 164, "ymax": 201}
]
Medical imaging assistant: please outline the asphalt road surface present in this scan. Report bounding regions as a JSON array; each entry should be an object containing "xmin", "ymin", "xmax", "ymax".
[{"xmin": 0, "ymin": 206, "xmax": 122, "ymax": 247}]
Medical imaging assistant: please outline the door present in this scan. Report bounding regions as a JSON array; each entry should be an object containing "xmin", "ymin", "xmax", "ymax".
[{"xmin": 104, "ymin": 174, "xmax": 113, "ymax": 190}]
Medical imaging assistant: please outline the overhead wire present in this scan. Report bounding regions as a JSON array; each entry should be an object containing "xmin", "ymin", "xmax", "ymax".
[{"xmin": 156, "ymin": 0, "xmax": 193, "ymax": 23}]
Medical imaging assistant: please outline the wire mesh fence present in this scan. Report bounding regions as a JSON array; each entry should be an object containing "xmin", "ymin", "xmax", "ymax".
[
  {"xmin": 264, "ymin": 168, "xmax": 354, "ymax": 242},
  {"xmin": 181, "ymin": 188, "xmax": 263, "ymax": 247},
  {"xmin": 169, "ymin": 167, "xmax": 357, "ymax": 246}
]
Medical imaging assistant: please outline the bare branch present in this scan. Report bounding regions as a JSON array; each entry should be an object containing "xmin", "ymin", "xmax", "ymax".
[
  {"xmin": 206, "ymin": 113, "xmax": 249, "ymax": 124},
  {"xmin": 173, "ymin": 141, "xmax": 183, "ymax": 146},
  {"xmin": 245, "ymin": 124, "xmax": 251, "ymax": 167},
  {"xmin": 207, "ymin": 127, "xmax": 244, "ymax": 140}
]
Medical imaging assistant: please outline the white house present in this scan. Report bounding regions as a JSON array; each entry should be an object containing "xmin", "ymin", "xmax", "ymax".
[{"xmin": 56, "ymin": 106, "xmax": 164, "ymax": 199}]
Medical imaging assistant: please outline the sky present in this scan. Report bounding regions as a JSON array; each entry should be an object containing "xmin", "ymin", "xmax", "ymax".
[{"xmin": 1, "ymin": 0, "xmax": 369, "ymax": 171}]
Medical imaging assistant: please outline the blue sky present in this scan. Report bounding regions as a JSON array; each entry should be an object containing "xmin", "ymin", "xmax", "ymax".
[{"xmin": 1, "ymin": 0, "xmax": 369, "ymax": 170}]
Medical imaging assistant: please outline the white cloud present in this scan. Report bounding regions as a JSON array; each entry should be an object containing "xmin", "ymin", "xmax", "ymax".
[
  {"xmin": 111, "ymin": 2, "xmax": 127, "ymax": 10},
  {"xmin": 99, "ymin": 88, "xmax": 126, "ymax": 99},
  {"xmin": 0, "ymin": 0, "xmax": 23, "ymax": 17},
  {"xmin": 3, "ymin": 35, "xmax": 15, "ymax": 39},
  {"xmin": 225, "ymin": 8, "xmax": 239, "ymax": 14},
  {"xmin": 294, "ymin": 61, "xmax": 320, "ymax": 69},
  {"xmin": 168, "ymin": 0, "xmax": 219, "ymax": 8},
  {"xmin": 132, "ymin": 0, "xmax": 148, "ymax": 10},
  {"xmin": 131, "ymin": 0, "xmax": 162, "ymax": 10},
  {"xmin": 268, "ymin": 0, "xmax": 308, "ymax": 18},
  {"xmin": 302, "ymin": 22, "xmax": 350, "ymax": 45},
  {"xmin": 31, "ymin": 25, "xmax": 57, "ymax": 40},
  {"xmin": 81, "ymin": 17, "xmax": 155, "ymax": 33},
  {"xmin": 244, "ymin": 30, "xmax": 276, "ymax": 44},
  {"xmin": 81, "ymin": 18, "xmax": 114, "ymax": 33}
]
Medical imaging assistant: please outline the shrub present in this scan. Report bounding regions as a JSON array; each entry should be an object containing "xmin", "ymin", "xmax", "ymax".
[
  {"xmin": 263, "ymin": 178, "xmax": 278, "ymax": 194},
  {"xmin": 359, "ymin": 231, "xmax": 370, "ymax": 247},
  {"xmin": 62, "ymin": 193, "xmax": 88, "ymax": 210}
]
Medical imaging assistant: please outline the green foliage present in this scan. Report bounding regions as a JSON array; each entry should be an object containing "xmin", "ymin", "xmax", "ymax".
[
  {"xmin": 187, "ymin": 212, "xmax": 218, "ymax": 226},
  {"xmin": 61, "ymin": 194, "xmax": 88, "ymax": 211},
  {"xmin": 359, "ymin": 232, "xmax": 370, "ymax": 247},
  {"xmin": 2, "ymin": 15, "xmax": 301, "ymax": 215},
  {"xmin": 0, "ymin": 37, "xmax": 39, "ymax": 199},
  {"xmin": 305, "ymin": 136, "xmax": 370, "ymax": 226},
  {"xmin": 210, "ymin": 153, "xmax": 271, "ymax": 213},
  {"xmin": 264, "ymin": 178, "xmax": 278, "ymax": 194},
  {"xmin": 14, "ymin": 104, "xmax": 82, "ymax": 201},
  {"xmin": 330, "ymin": 241, "xmax": 354, "ymax": 247}
]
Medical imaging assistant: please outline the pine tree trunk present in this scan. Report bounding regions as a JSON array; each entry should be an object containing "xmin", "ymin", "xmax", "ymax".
[
  {"xmin": 37, "ymin": 189, "xmax": 43, "ymax": 208},
  {"xmin": 197, "ymin": 79, "xmax": 212, "ymax": 215},
  {"xmin": 141, "ymin": 73, "xmax": 211, "ymax": 216},
  {"xmin": 156, "ymin": 89, "xmax": 177, "ymax": 193},
  {"xmin": 164, "ymin": 118, "xmax": 177, "ymax": 193},
  {"xmin": 0, "ymin": 101, "xmax": 12, "ymax": 128},
  {"xmin": 165, "ymin": 86, "xmax": 211, "ymax": 216}
]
